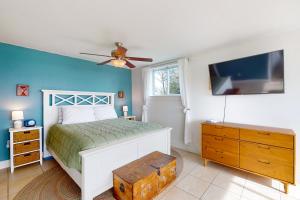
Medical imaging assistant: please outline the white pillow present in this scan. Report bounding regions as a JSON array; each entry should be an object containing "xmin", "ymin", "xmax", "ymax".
[
  {"xmin": 62, "ymin": 107, "xmax": 96, "ymax": 125},
  {"xmin": 94, "ymin": 106, "xmax": 118, "ymax": 121}
]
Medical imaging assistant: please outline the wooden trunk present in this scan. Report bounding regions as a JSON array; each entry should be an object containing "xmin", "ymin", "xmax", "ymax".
[
  {"xmin": 113, "ymin": 151, "xmax": 176, "ymax": 200},
  {"xmin": 143, "ymin": 151, "xmax": 176, "ymax": 192}
]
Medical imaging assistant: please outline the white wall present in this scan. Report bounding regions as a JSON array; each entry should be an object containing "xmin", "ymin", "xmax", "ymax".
[
  {"xmin": 132, "ymin": 68, "xmax": 143, "ymax": 121},
  {"xmin": 147, "ymin": 96, "xmax": 187, "ymax": 151},
  {"xmin": 132, "ymin": 30, "xmax": 300, "ymax": 181}
]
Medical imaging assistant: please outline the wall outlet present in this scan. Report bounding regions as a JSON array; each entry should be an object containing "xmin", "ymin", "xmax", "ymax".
[{"xmin": 6, "ymin": 140, "xmax": 10, "ymax": 148}]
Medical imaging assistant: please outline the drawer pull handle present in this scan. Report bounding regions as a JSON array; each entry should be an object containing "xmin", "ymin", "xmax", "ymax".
[
  {"xmin": 119, "ymin": 183, "xmax": 125, "ymax": 193},
  {"xmin": 257, "ymin": 159, "xmax": 271, "ymax": 165},
  {"xmin": 258, "ymin": 132, "xmax": 270, "ymax": 136},
  {"xmin": 214, "ymin": 137, "xmax": 223, "ymax": 141},
  {"xmin": 23, "ymin": 142, "xmax": 30, "ymax": 146},
  {"xmin": 216, "ymin": 150, "xmax": 224, "ymax": 153},
  {"xmin": 24, "ymin": 153, "xmax": 31, "ymax": 157},
  {"xmin": 258, "ymin": 145, "xmax": 270, "ymax": 150},
  {"xmin": 24, "ymin": 131, "xmax": 30, "ymax": 134}
]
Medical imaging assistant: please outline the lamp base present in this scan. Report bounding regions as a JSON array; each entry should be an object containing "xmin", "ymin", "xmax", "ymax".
[{"xmin": 14, "ymin": 120, "xmax": 23, "ymax": 129}]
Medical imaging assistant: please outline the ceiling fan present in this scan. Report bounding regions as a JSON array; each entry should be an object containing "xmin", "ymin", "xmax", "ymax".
[{"xmin": 80, "ymin": 42, "xmax": 153, "ymax": 68}]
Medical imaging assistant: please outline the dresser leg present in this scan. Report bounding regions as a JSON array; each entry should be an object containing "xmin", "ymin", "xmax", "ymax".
[
  {"xmin": 204, "ymin": 159, "xmax": 208, "ymax": 167},
  {"xmin": 283, "ymin": 183, "xmax": 289, "ymax": 194}
]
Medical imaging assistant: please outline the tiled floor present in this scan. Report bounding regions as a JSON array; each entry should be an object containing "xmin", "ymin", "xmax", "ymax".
[{"xmin": 0, "ymin": 149, "xmax": 299, "ymax": 200}]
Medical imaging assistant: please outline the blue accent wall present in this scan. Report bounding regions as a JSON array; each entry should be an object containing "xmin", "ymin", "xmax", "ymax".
[{"xmin": 0, "ymin": 43, "xmax": 132, "ymax": 161}]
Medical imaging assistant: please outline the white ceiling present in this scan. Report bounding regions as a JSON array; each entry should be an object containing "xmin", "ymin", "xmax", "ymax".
[{"xmin": 1, "ymin": 0, "xmax": 300, "ymax": 67}]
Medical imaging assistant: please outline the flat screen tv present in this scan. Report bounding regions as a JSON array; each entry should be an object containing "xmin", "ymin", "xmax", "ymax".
[{"xmin": 209, "ymin": 50, "xmax": 284, "ymax": 95}]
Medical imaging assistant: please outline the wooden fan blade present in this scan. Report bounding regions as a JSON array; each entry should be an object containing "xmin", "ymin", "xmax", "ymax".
[
  {"xmin": 125, "ymin": 60, "xmax": 136, "ymax": 68},
  {"xmin": 80, "ymin": 53, "xmax": 112, "ymax": 58},
  {"xmin": 125, "ymin": 57, "xmax": 153, "ymax": 62},
  {"xmin": 97, "ymin": 59, "xmax": 112, "ymax": 65}
]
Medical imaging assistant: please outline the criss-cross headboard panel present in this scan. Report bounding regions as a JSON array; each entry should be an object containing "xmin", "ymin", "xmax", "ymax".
[{"xmin": 42, "ymin": 90, "xmax": 115, "ymax": 158}]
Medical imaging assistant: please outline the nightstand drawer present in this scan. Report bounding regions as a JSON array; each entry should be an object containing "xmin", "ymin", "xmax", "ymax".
[
  {"xmin": 14, "ymin": 151, "xmax": 40, "ymax": 166},
  {"xmin": 13, "ymin": 129, "xmax": 39, "ymax": 142},
  {"xmin": 14, "ymin": 141, "xmax": 40, "ymax": 155}
]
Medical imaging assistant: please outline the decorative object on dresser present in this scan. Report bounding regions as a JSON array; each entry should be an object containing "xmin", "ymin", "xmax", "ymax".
[
  {"xmin": 9, "ymin": 126, "xmax": 43, "ymax": 173},
  {"xmin": 120, "ymin": 115, "xmax": 136, "ymax": 121},
  {"xmin": 11, "ymin": 110, "xmax": 24, "ymax": 129},
  {"xmin": 201, "ymin": 122, "xmax": 295, "ymax": 193},
  {"xmin": 113, "ymin": 151, "xmax": 176, "ymax": 200},
  {"xmin": 122, "ymin": 105, "xmax": 128, "ymax": 117}
]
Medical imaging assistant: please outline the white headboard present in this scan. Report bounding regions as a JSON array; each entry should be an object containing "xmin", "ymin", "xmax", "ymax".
[{"xmin": 42, "ymin": 90, "xmax": 115, "ymax": 158}]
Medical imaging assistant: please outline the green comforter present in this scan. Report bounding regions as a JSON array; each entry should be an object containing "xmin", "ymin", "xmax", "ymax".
[{"xmin": 46, "ymin": 118, "xmax": 164, "ymax": 171}]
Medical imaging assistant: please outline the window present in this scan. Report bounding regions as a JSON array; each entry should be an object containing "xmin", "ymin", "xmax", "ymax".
[{"xmin": 152, "ymin": 64, "xmax": 180, "ymax": 96}]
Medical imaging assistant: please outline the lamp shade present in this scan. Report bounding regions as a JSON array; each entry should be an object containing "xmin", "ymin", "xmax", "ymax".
[
  {"xmin": 12, "ymin": 111, "xmax": 24, "ymax": 120},
  {"xmin": 122, "ymin": 106, "xmax": 128, "ymax": 112},
  {"xmin": 111, "ymin": 59, "xmax": 126, "ymax": 67}
]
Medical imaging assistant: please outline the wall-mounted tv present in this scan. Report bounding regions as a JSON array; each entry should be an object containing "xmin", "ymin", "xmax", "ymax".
[{"xmin": 209, "ymin": 50, "xmax": 284, "ymax": 95}]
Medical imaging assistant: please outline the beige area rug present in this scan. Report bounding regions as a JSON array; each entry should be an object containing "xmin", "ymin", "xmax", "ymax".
[{"xmin": 14, "ymin": 150, "xmax": 183, "ymax": 200}]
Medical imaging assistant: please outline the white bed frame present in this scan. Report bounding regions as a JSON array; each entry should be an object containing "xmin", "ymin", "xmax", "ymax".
[{"xmin": 42, "ymin": 90, "xmax": 172, "ymax": 200}]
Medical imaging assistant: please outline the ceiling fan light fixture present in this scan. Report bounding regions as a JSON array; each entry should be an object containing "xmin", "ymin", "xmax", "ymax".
[{"xmin": 111, "ymin": 59, "xmax": 126, "ymax": 67}]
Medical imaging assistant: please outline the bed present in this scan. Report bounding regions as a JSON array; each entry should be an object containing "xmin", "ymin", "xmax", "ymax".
[{"xmin": 42, "ymin": 90, "xmax": 171, "ymax": 200}]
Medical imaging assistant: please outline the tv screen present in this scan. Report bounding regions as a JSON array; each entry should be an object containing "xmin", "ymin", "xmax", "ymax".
[{"xmin": 209, "ymin": 50, "xmax": 284, "ymax": 95}]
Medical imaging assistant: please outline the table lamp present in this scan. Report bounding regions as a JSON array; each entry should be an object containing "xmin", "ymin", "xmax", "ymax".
[
  {"xmin": 122, "ymin": 106, "xmax": 128, "ymax": 117},
  {"xmin": 12, "ymin": 111, "xmax": 24, "ymax": 129}
]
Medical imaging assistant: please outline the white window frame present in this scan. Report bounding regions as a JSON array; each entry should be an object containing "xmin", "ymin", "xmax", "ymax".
[{"xmin": 150, "ymin": 63, "xmax": 181, "ymax": 97}]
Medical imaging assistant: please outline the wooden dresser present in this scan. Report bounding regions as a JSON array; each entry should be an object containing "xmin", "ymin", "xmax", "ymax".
[
  {"xmin": 9, "ymin": 126, "xmax": 43, "ymax": 173},
  {"xmin": 201, "ymin": 122, "xmax": 295, "ymax": 193}
]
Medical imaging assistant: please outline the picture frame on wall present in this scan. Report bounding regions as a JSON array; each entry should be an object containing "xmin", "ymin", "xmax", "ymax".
[{"xmin": 16, "ymin": 84, "xmax": 29, "ymax": 96}]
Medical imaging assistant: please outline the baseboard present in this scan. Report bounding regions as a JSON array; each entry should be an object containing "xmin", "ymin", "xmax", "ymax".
[
  {"xmin": 43, "ymin": 156, "xmax": 53, "ymax": 160},
  {"xmin": 0, "ymin": 160, "xmax": 10, "ymax": 169},
  {"xmin": 171, "ymin": 144, "xmax": 199, "ymax": 155}
]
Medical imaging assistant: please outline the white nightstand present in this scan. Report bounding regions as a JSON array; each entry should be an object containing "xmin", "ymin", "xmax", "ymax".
[
  {"xmin": 119, "ymin": 116, "xmax": 136, "ymax": 121},
  {"xmin": 9, "ymin": 126, "xmax": 43, "ymax": 173}
]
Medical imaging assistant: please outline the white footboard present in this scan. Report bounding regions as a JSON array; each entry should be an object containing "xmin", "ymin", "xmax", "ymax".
[{"xmin": 79, "ymin": 128, "xmax": 171, "ymax": 200}]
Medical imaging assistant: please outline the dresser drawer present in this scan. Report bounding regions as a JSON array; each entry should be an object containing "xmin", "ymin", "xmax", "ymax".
[
  {"xmin": 14, "ymin": 141, "xmax": 40, "ymax": 155},
  {"xmin": 203, "ymin": 134, "xmax": 239, "ymax": 154},
  {"xmin": 240, "ymin": 155, "xmax": 294, "ymax": 183},
  {"xmin": 202, "ymin": 124, "xmax": 239, "ymax": 139},
  {"xmin": 240, "ymin": 129, "xmax": 294, "ymax": 149},
  {"xmin": 14, "ymin": 151, "xmax": 40, "ymax": 166},
  {"xmin": 240, "ymin": 141, "xmax": 293, "ymax": 166},
  {"xmin": 203, "ymin": 146, "xmax": 239, "ymax": 167},
  {"xmin": 13, "ymin": 129, "xmax": 39, "ymax": 143}
]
